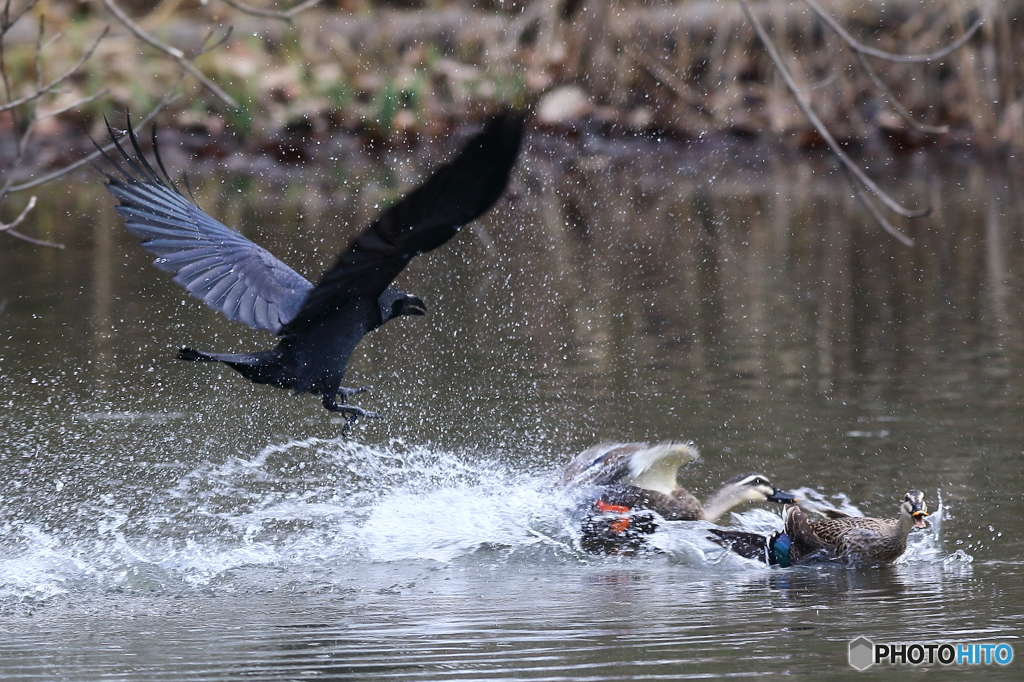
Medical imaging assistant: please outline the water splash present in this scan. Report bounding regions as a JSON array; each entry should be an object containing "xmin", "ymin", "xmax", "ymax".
[
  {"xmin": 0, "ymin": 437, "xmax": 582, "ymax": 601},
  {"xmin": 0, "ymin": 442, "xmax": 975, "ymax": 604}
]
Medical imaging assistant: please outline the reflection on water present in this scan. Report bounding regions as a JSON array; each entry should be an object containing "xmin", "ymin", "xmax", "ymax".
[{"xmin": 1, "ymin": 135, "xmax": 1023, "ymax": 678}]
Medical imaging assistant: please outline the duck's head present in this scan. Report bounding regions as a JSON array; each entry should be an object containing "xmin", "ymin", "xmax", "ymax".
[
  {"xmin": 701, "ymin": 473, "xmax": 797, "ymax": 522},
  {"xmin": 900, "ymin": 490, "xmax": 929, "ymax": 528},
  {"xmin": 722, "ymin": 473, "xmax": 798, "ymax": 505}
]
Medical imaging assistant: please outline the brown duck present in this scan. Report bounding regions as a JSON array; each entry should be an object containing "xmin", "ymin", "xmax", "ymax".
[
  {"xmin": 711, "ymin": 490, "xmax": 929, "ymax": 567},
  {"xmin": 562, "ymin": 441, "xmax": 796, "ymax": 554}
]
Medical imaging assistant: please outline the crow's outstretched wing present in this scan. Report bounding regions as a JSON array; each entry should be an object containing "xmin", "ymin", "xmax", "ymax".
[
  {"xmin": 101, "ymin": 123, "xmax": 313, "ymax": 334},
  {"xmin": 281, "ymin": 113, "xmax": 525, "ymax": 334}
]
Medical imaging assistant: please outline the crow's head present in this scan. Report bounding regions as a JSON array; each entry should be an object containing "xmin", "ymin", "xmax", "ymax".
[{"xmin": 379, "ymin": 287, "xmax": 426, "ymax": 323}]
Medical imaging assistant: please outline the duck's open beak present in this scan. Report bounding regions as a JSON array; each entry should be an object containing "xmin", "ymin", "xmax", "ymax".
[
  {"xmin": 912, "ymin": 510, "xmax": 929, "ymax": 528},
  {"xmin": 767, "ymin": 488, "xmax": 798, "ymax": 504}
]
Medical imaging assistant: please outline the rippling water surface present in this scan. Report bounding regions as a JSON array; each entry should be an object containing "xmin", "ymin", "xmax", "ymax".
[{"xmin": 1, "ymin": 134, "xmax": 1022, "ymax": 679}]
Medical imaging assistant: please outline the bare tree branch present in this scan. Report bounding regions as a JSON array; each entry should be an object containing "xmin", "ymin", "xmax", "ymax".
[
  {"xmin": 2, "ymin": 227, "xmax": 63, "ymax": 248},
  {"xmin": 219, "ymin": 0, "xmax": 323, "ymax": 22},
  {"xmin": 101, "ymin": 0, "xmax": 240, "ymax": 109},
  {"xmin": 737, "ymin": 0, "xmax": 928, "ymax": 235},
  {"xmin": 198, "ymin": 25, "xmax": 235, "ymax": 56},
  {"xmin": 0, "ymin": 194, "xmax": 37, "ymax": 232},
  {"xmin": 850, "ymin": 50, "xmax": 948, "ymax": 135},
  {"xmin": 802, "ymin": 0, "xmax": 985, "ymax": 64},
  {"xmin": 0, "ymin": 16, "xmax": 46, "ymax": 208},
  {"xmin": 0, "ymin": 27, "xmax": 109, "ymax": 114},
  {"xmin": 37, "ymin": 89, "xmax": 111, "ymax": 121},
  {"xmin": 0, "ymin": 0, "xmax": 39, "ymax": 41},
  {"xmin": 8, "ymin": 73, "xmax": 185, "ymax": 193},
  {"xmin": 1, "ymin": 0, "xmax": 234, "ymax": 249},
  {"xmin": 844, "ymin": 169, "xmax": 914, "ymax": 246},
  {"xmin": 1, "ymin": 193, "xmax": 63, "ymax": 248}
]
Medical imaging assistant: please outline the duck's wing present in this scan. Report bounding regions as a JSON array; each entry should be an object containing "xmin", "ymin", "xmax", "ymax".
[
  {"xmin": 561, "ymin": 443, "xmax": 648, "ymax": 486},
  {"xmin": 561, "ymin": 441, "xmax": 700, "ymax": 492},
  {"xmin": 819, "ymin": 508, "xmax": 854, "ymax": 519},
  {"xmin": 101, "ymin": 122, "xmax": 313, "ymax": 334},
  {"xmin": 832, "ymin": 520, "xmax": 900, "ymax": 559},
  {"xmin": 707, "ymin": 528, "xmax": 776, "ymax": 563},
  {"xmin": 784, "ymin": 505, "xmax": 830, "ymax": 551},
  {"xmin": 280, "ymin": 113, "xmax": 525, "ymax": 335},
  {"xmin": 624, "ymin": 441, "xmax": 701, "ymax": 496}
]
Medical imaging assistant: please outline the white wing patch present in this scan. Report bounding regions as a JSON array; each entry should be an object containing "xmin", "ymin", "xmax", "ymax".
[{"xmin": 625, "ymin": 441, "xmax": 700, "ymax": 496}]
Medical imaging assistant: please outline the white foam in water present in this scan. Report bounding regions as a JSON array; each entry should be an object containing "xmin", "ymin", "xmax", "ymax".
[
  {"xmin": 360, "ymin": 476, "xmax": 564, "ymax": 563},
  {"xmin": 0, "ymin": 440, "xmax": 974, "ymax": 603},
  {"xmin": 0, "ymin": 438, "xmax": 581, "ymax": 601}
]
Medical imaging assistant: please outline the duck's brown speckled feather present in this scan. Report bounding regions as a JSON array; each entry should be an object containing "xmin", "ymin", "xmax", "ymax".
[{"xmin": 787, "ymin": 509, "xmax": 910, "ymax": 564}]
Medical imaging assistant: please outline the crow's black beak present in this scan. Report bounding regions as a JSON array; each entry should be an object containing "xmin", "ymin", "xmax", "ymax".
[
  {"xmin": 766, "ymin": 488, "xmax": 798, "ymax": 504},
  {"xmin": 404, "ymin": 296, "xmax": 427, "ymax": 316}
]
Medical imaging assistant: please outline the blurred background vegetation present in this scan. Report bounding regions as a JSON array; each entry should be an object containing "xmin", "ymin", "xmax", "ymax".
[
  {"xmin": 0, "ymin": 1, "xmax": 1016, "ymax": 142},
  {"xmin": 0, "ymin": 0, "xmax": 1016, "ymax": 241}
]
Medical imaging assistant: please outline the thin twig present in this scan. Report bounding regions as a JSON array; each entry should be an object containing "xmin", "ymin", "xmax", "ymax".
[
  {"xmin": 102, "ymin": 0, "xmax": 240, "ymax": 109},
  {"xmin": 219, "ymin": 0, "xmax": 322, "ymax": 22},
  {"xmin": 0, "ymin": 0, "xmax": 39, "ymax": 40},
  {"xmin": 0, "ymin": 26, "xmax": 109, "ymax": 113},
  {"xmin": 8, "ymin": 73, "xmax": 185, "ymax": 192},
  {"xmin": 199, "ymin": 25, "xmax": 234, "ymax": 56},
  {"xmin": 0, "ymin": 195, "xmax": 37, "ymax": 232},
  {"xmin": 851, "ymin": 50, "xmax": 948, "ymax": 135},
  {"xmin": 40, "ymin": 28, "xmax": 62, "ymax": 52},
  {"xmin": 843, "ymin": 168, "xmax": 914, "ymax": 246},
  {"xmin": 802, "ymin": 0, "xmax": 984, "ymax": 63},
  {"xmin": 3, "ymin": 227, "xmax": 63, "ymax": 247},
  {"xmin": 792, "ymin": 72, "xmax": 838, "ymax": 94},
  {"xmin": 37, "ymin": 88, "xmax": 111, "ymax": 121},
  {"xmin": 0, "ymin": 15, "xmax": 45, "ymax": 204},
  {"xmin": 737, "ymin": 0, "xmax": 929, "ymax": 222},
  {"xmin": 0, "ymin": 0, "xmax": 29, "ymax": 104},
  {"xmin": 0, "ymin": 196, "xmax": 62, "ymax": 247}
]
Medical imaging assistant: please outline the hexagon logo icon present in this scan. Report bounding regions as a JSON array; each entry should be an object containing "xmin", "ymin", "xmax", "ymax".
[{"xmin": 849, "ymin": 636, "xmax": 875, "ymax": 670}]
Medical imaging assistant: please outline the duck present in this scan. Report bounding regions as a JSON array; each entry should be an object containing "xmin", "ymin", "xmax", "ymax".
[
  {"xmin": 562, "ymin": 441, "xmax": 796, "ymax": 554},
  {"xmin": 709, "ymin": 490, "xmax": 929, "ymax": 567}
]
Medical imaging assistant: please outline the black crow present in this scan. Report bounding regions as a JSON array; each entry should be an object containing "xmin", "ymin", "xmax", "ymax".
[{"xmin": 100, "ymin": 113, "xmax": 525, "ymax": 423}]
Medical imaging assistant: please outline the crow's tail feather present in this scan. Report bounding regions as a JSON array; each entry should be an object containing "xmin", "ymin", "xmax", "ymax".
[
  {"xmin": 177, "ymin": 348, "xmax": 269, "ymax": 364},
  {"xmin": 176, "ymin": 347, "xmax": 289, "ymax": 388},
  {"xmin": 178, "ymin": 348, "xmax": 215, "ymax": 362}
]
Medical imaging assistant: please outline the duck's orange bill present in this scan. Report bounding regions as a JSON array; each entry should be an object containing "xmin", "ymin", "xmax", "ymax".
[{"xmin": 912, "ymin": 511, "xmax": 929, "ymax": 528}]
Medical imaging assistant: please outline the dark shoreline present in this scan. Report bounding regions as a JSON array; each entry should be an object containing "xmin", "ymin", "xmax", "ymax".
[{"xmin": 11, "ymin": 115, "xmax": 1019, "ymax": 185}]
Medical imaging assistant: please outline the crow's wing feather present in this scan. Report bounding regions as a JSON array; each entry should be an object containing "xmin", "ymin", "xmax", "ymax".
[
  {"xmin": 101, "ymin": 124, "xmax": 312, "ymax": 334},
  {"xmin": 281, "ymin": 113, "xmax": 525, "ymax": 334}
]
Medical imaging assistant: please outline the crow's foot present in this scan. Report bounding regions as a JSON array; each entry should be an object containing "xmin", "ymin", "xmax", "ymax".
[
  {"xmin": 323, "ymin": 394, "xmax": 382, "ymax": 433},
  {"xmin": 330, "ymin": 404, "xmax": 382, "ymax": 421},
  {"xmin": 338, "ymin": 385, "xmax": 372, "ymax": 398}
]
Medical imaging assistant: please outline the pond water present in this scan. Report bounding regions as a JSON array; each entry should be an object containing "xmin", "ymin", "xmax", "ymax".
[{"xmin": 1, "ymin": 131, "xmax": 1022, "ymax": 679}]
